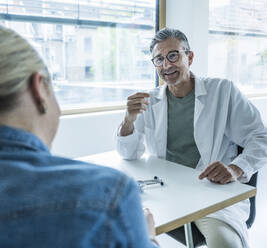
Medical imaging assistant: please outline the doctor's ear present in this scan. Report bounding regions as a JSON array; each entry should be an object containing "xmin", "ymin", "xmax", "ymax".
[{"xmin": 188, "ymin": 51, "xmax": 194, "ymax": 66}]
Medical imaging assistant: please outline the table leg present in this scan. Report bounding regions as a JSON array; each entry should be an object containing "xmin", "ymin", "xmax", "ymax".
[{"xmin": 184, "ymin": 223, "xmax": 194, "ymax": 248}]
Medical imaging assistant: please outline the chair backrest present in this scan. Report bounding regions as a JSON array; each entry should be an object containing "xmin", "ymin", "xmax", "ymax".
[
  {"xmin": 238, "ymin": 146, "xmax": 258, "ymax": 228},
  {"xmin": 245, "ymin": 171, "xmax": 258, "ymax": 228}
]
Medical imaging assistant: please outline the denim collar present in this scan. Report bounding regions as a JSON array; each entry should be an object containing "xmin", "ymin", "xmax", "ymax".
[{"xmin": 0, "ymin": 125, "xmax": 50, "ymax": 154}]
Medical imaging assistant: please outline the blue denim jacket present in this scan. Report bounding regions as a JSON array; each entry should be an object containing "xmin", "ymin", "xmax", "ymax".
[{"xmin": 0, "ymin": 126, "xmax": 157, "ymax": 248}]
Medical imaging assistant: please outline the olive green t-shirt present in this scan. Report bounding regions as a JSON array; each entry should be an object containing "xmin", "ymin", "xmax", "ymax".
[{"xmin": 166, "ymin": 87, "xmax": 200, "ymax": 168}]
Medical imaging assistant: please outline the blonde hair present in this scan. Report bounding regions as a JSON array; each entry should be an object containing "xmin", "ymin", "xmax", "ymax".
[{"xmin": 0, "ymin": 25, "xmax": 51, "ymax": 111}]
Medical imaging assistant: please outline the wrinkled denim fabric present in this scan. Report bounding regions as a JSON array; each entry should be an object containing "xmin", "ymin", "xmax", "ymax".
[{"xmin": 0, "ymin": 125, "xmax": 156, "ymax": 248}]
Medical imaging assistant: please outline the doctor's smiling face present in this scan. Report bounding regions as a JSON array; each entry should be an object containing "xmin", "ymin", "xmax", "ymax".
[{"xmin": 151, "ymin": 38, "xmax": 194, "ymax": 86}]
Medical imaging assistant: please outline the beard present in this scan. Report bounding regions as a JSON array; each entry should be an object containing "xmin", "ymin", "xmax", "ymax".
[{"xmin": 161, "ymin": 68, "xmax": 190, "ymax": 86}]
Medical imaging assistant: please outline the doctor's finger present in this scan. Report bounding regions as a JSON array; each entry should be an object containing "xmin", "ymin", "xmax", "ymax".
[
  {"xmin": 199, "ymin": 162, "xmax": 220, "ymax": 179},
  {"xmin": 127, "ymin": 103, "xmax": 147, "ymax": 112},
  {"xmin": 127, "ymin": 92, "xmax": 150, "ymax": 100},
  {"xmin": 213, "ymin": 171, "xmax": 229, "ymax": 182},
  {"xmin": 219, "ymin": 174, "xmax": 232, "ymax": 184},
  {"xmin": 207, "ymin": 169, "xmax": 221, "ymax": 180},
  {"xmin": 127, "ymin": 99, "xmax": 149, "ymax": 106},
  {"xmin": 206, "ymin": 164, "xmax": 228, "ymax": 180}
]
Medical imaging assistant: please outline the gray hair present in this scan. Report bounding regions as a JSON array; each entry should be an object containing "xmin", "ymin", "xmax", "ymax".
[
  {"xmin": 0, "ymin": 25, "xmax": 50, "ymax": 112},
  {"xmin": 150, "ymin": 27, "xmax": 191, "ymax": 53}
]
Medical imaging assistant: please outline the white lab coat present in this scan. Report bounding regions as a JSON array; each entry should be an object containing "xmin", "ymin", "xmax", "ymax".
[{"xmin": 117, "ymin": 75, "xmax": 267, "ymax": 247}]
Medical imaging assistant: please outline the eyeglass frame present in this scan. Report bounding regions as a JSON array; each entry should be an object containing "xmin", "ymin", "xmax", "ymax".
[{"xmin": 151, "ymin": 49, "xmax": 190, "ymax": 67}]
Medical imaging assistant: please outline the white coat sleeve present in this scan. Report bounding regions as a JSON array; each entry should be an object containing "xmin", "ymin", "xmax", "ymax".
[
  {"xmin": 225, "ymin": 82, "xmax": 267, "ymax": 182},
  {"xmin": 116, "ymin": 113, "xmax": 146, "ymax": 160}
]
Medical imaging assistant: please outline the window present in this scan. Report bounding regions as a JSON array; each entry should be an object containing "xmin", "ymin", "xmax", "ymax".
[
  {"xmin": 208, "ymin": 0, "xmax": 267, "ymax": 96},
  {"xmin": 0, "ymin": 0, "xmax": 157, "ymax": 113}
]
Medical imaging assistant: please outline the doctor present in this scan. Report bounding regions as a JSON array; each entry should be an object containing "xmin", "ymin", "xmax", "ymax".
[{"xmin": 117, "ymin": 28, "xmax": 267, "ymax": 248}]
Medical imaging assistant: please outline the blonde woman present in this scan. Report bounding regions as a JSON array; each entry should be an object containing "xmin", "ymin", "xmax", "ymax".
[{"xmin": 0, "ymin": 26, "xmax": 158, "ymax": 248}]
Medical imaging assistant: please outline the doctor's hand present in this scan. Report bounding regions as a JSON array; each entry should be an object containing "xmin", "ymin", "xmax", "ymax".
[
  {"xmin": 125, "ymin": 92, "xmax": 150, "ymax": 122},
  {"xmin": 120, "ymin": 92, "xmax": 150, "ymax": 136},
  {"xmin": 198, "ymin": 161, "xmax": 244, "ymax": 184}
]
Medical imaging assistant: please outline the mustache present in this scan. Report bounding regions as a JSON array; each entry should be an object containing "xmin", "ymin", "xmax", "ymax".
[{"xmin": 161, "ymin": 68, "xmax": 179, "ymax": 75}]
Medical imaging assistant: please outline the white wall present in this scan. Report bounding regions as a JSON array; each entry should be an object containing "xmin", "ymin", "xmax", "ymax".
[
  {"xmin": 250, "ymin": 97, "xmax": 267, "ymax": 124},
  {"xmin": 52, "ymin": 110, "xmax": 124, "ymax": 158}
]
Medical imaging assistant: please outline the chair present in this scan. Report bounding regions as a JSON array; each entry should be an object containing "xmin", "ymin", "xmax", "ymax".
[
  {"xmin": 167, "ymin": 146, "xmax": 258, "ymax": 247},
  {"xmin": 244, "ymin": 171, "xmax": 258, "ymax": 228},
  {"xmin": 238, "ymin": 146, "xmax": 258, "ymax": 228}
]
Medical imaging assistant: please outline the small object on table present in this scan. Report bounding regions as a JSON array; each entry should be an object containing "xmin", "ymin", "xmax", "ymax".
[{"xmin": 137, "ymin": 176, "xmax": 164, "ymax": 192}]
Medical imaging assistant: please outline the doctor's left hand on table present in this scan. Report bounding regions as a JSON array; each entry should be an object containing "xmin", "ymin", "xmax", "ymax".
[{"xmin": 199, "ymin": 161, "xmax": 244, "ymax": 184}]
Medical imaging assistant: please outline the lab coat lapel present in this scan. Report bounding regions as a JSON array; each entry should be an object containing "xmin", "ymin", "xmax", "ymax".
[
  {"xmin": 194, "ymin": 77, "xmax": 206, "ymax": 125},
  {"xmin": 152, "ymin": 84, "xmax": 168, "ymax": 158},
  {"xmin": 193, "ymin": 77, "xmax": 212, "ymax": 166}
]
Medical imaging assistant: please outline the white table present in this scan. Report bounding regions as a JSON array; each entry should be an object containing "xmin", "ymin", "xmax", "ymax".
[{"xmin": 78, "ymin": 151, "xmax": 256, "ymax": 248}]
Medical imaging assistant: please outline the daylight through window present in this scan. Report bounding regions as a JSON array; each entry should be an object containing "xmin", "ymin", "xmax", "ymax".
[
  {"xmin": 209, "ymin": 0, "xmax": 267, "ymax": 96},
  {"xmin": 0, "ymin": 0, "xmax": 156, "ymax": 111}
]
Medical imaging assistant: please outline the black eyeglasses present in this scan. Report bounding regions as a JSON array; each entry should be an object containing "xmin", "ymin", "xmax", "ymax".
[{"xmin": 151, "ymin": 50, "xmax": 189, "ymax": 67}]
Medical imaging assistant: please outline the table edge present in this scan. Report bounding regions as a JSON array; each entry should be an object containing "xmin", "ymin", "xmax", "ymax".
[{"xmin": 156, "ymin": 187, "xmax": 256, "ymax": 235}]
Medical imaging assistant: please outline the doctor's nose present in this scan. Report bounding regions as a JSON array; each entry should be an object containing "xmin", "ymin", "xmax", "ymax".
[{"xmin": 162, "ymin": 57, "xmax": 173, "ymax": 69}]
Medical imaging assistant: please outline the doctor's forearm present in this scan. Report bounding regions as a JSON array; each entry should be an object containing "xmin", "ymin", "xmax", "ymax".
[{"xmin": 120, "ymin": 119, "xmax": 134, "ymax": 136}]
